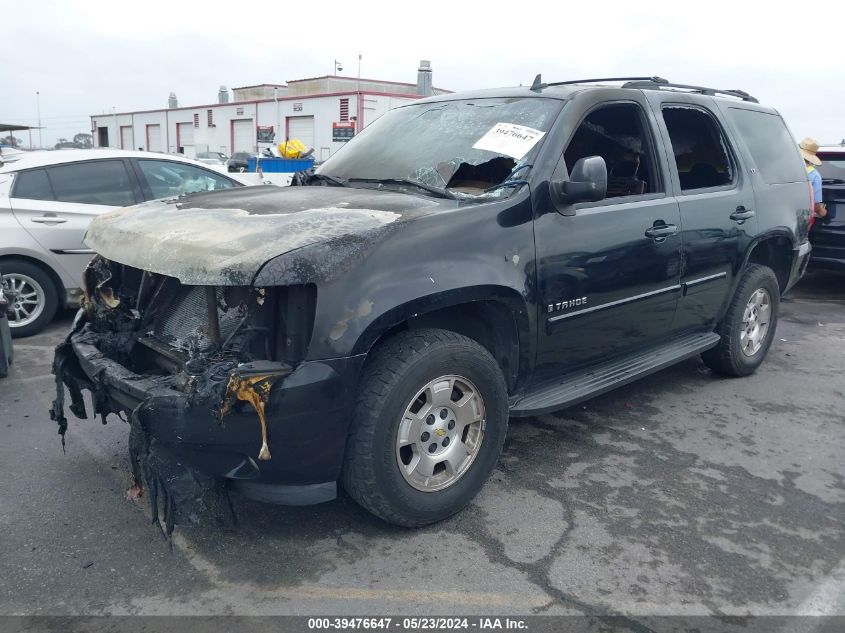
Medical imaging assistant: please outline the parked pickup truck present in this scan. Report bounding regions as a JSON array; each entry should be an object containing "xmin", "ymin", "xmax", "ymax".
[{"xmin": 51, "ymin": 76, "xmax": 812, "ymax": 531}]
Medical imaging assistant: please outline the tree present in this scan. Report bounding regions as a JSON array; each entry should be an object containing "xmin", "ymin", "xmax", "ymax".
[
  {"xmin": 54, "ymin": 133, "xmax": 93, "ymax": 149},
  {"xmin": 1, "ymin": 135, "xmax": 22, "ymax": 147},
  {"xmin": 73, "ymin": 133, "xmax": 93, "ymax": 148}
]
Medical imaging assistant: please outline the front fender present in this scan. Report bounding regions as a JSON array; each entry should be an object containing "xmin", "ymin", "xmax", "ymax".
[
  {"xmin": 255, "ymin": 194, "xmax": 538, "ymax": 362},
  {"xmin": 350, "ymin": 285, "xmax": 531, "ymax": 357}
]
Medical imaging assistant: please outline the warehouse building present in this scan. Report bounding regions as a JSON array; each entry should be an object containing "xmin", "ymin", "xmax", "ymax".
[{"xmin": 89, "ymin": 61, "xmax": 449, "ymax": 162}]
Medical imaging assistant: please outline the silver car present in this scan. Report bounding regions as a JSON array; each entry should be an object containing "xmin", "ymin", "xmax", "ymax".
[
  {"xmin": 195, "ymin": 151, "xmax": 229, "ymax": 166},
  {"xmin": 0, "ymin": 149, "xmax": 246, "ymax": 336}
]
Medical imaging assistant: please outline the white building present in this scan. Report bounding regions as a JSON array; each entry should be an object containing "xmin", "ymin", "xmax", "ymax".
[{"xmin": 90, "ymin": 62, "xmax": 450, "ymax": 162}]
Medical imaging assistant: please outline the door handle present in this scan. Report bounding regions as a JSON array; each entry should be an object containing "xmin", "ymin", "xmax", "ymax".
[
  {"xmin": 644, "ymin": 223, "xmax": 678, "ymax": 241},
  {"xmin": 30, "ymin": 215, "xmax": 67, "ymax": 224},
  {"xmin": 730, "ymin": 206, "xmax": 755, "ymax": 222}
]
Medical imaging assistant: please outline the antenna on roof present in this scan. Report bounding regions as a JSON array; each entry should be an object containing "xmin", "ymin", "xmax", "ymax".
[{"xmin": 530, "ymin": 74, "xmax": 546, "ymax": 92}]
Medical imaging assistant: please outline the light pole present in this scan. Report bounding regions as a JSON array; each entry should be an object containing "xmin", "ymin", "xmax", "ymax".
[
  {"xmin": 36, "ymin": 91, "xmax": 42, "ymax": 149},
  {"xmin": 356, "ymin": 53, "xmax": 363, "ymax": 135}
]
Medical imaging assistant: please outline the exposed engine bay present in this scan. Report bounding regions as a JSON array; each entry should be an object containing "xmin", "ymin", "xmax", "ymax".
[{"xmin": 50, "ymin": 255, "xmax": 316, "ymax": 541}]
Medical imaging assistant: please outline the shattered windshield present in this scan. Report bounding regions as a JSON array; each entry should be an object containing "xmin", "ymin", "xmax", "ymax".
[{"xmin": 316, "ymin": 97, "xmax": 563, "ymax": 199}]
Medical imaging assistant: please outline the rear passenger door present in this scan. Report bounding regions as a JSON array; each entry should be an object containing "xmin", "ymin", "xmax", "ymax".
[
  {"xmin": 645, "ymin": 93, "xmax": 757, "ymax": 331},
  {"xmin": 9, "ymin": 159, "xmax": 142, "ymax": 285}
]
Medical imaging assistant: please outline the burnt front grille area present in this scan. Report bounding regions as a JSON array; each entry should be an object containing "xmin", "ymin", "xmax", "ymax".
[
  {"xmin": 153, "ymin": 286, "xmax": 244, "ymax": 350},
  {"xmin": 82, "ymin": 258, "xmax": 279, "ymax": 375}
]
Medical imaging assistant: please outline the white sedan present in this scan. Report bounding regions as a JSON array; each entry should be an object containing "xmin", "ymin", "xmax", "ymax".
[{"xmin": 0, "ymin": 149, "xmax": 253, "ymax": 336}]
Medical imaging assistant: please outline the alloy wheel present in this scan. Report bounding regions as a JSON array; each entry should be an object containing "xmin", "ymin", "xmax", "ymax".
[
  {"xmin": 395, "ymin": 374, "xmax": 486, "ymax": 492},
  {"xmin": 3, "ymin": 273, "xmax": 46, "ymax": 329},
  {"xmin": 740, "ymin": 288, "xmax": 771, "ymax": 357}
]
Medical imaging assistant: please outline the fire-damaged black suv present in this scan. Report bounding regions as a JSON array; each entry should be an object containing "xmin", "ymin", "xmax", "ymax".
[{"xmin": 52, "ymin": 77, "xmax": 812, "ymax": 530}]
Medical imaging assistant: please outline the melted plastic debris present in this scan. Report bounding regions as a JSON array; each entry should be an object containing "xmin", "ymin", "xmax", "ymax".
[
  {"xmin": 129, "ymin": 408, "xmax": 236, "ymax": 547},
  {"xmin": 98, "ymin": 286, "xmax": 121, "ymax": 308},
  {"xmin": 221, "ymin": 373, "xmax": 282, "ymax": 461}
]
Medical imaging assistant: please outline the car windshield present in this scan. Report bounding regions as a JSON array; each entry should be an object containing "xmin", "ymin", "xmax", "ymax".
[{"xmin": 317, "ymin": 97, "xmax": 563, "ymax": 199}]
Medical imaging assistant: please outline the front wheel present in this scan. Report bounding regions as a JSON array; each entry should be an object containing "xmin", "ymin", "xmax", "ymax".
[
  {"xmin": 2, "ymin": 260, "xmax": 59, "ymax": 338},
  {"xmin": 342, "ymin": 329, "xmax": 509, "ymax": 527},
  {"xmin": 702, "ymin": 264, "xmax": 780, "ymax": 376}
]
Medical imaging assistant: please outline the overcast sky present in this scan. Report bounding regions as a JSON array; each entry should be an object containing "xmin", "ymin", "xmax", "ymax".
[{"xmin": 4, "ymin": 0, "xmax": 843, "ymax": 148}]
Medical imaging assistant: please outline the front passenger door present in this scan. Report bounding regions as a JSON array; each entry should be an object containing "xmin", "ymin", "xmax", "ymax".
[
  {"xmin": 133, "ymin": 159, "xmax": 240, "ymax": 201},
  {"xmin": 533, "ymin": 96, "xmax": 682, "ymax": 383}
]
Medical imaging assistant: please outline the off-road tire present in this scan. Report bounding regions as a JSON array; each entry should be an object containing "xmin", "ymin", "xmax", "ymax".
[
  {"xmin": 341, "ymin": 328, "xmax": 508, "ymax": 527},
  {"xmin": 702, "ymin": 264, "xmax": 780, "ymax": 377},
  {"xmin": 3, "ymin": 259, "xmax": 59, "ymax": 338}
]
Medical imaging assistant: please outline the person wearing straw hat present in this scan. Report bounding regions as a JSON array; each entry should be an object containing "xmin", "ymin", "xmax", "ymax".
[{"xmin": 799, "ymin": 137, "xmax": 827, "ymax": 219}]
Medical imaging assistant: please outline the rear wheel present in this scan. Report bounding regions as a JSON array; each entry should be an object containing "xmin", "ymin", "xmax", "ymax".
[
  {"xmin": 2, "ymin": 260, "xmax": 59, "ymax": 338},
  {"xmin": 702, "ymin": 264, "xmax": 780, "ymax": 376},
  {"xmin": 342, "ymin": 328, "xmax": 508, "ymax": 527}
]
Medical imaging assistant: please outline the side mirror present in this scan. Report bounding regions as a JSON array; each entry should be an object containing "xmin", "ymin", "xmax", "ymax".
[{"xmin": 550, "ymin": 156, "xmax": 608, "ymax": 215}]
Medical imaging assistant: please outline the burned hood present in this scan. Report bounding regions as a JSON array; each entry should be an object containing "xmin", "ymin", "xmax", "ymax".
[{"xmin": 84, "ymin": 186, "xmax": 441, "ymax": 285}]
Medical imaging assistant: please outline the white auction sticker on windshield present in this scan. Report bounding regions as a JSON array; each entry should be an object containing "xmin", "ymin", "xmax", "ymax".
[{"xmin": 472, "ymin": 122, "xmax": 545, "ymax": 159}]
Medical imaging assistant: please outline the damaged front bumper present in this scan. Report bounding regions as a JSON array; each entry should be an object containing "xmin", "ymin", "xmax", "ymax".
[{"xmin": 53, "ymin": 317, "xmax": 365, "ymax": 507}]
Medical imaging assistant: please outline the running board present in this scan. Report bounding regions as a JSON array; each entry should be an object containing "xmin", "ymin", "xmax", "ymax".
[{"xmin": 510, "ymin": 332, "xmax": 721, "ymax": 417}]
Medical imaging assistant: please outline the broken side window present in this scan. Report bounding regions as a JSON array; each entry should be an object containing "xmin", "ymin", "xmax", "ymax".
[
  {"xmin": 662, "ymin": 106, "xmax": 734, "ymax": 191},
  {"xmin": 563, "ymin": 103, "xmax": 661, "ymax": 199}
]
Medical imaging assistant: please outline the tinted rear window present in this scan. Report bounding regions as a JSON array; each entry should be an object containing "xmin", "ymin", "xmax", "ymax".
[
  {"xmin": 817, "ymin": 153, "xmax": 845, "ymax": 183},
  {"xmin": 12, "ymin": 169, "xmax": 54, "ymax": 201},
  {"xmin": 727, "ymin": 108, "xmax": 806, "ymax": 184},
  {"xmin": 47, "ymin": 160, "xmax": 136, "ymax": 206}
]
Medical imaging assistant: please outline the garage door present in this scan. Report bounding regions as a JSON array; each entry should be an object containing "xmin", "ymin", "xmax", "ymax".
[
  {"xmin": 120, "ymin": 126, "xmax": 133, "ymax": 150},
  {"xmin": 232, "ymin": 119, "xmax": 254, "ymax": 153},
  {"xmin": 287, "ymin": 116, "xmax": 315, "ymax": 150},
  {"xmin": 146, "ymin": 125, "xmax": 162, "ymax": 152},
  {"xmin": 176, "ymin": 122, "xmax": 194, "ymax": 152}
]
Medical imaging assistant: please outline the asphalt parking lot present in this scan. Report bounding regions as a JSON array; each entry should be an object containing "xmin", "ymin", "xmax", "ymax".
[{"xmin": 1, "ymin": 272, "xmax": 843, "ymax": 619}]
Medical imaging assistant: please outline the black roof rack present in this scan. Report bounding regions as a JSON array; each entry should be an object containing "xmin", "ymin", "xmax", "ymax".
[
  {"xmin": 528, "ymin": 74, "xmax": 758, "ymax": 103},
  {"xmin": 530, "ymin": 75, "xmax": 667, "ymax": 91},
  {"xmin": 621, "ymin": 79, "xmax": 758, "ymax": 103}
]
